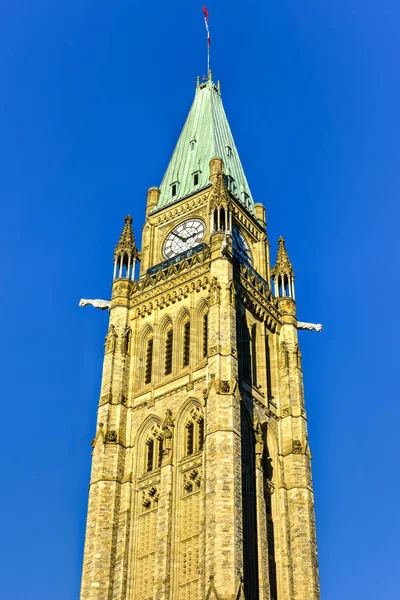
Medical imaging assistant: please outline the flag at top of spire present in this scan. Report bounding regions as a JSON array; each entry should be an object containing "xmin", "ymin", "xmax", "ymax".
[{"xmin": 202, "ymin": 7, "xmax": 210, "ymax": 46}]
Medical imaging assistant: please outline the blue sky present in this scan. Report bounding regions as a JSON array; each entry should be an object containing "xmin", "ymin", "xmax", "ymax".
[{"xmin": 1, "ymin": 1, "xmax": 399, "ymax": 598}]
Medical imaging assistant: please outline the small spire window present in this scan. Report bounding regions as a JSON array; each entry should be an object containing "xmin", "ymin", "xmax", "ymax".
[
  {"xmin": 226, "ymin": 145, "xmax": 233, "ymax": 158},
  {"xmin": 171, "ymin": 182, "xmax": 179, "ymax": 197},
  {"xmin": 193, "ymin": 172, "xmax": 200, "ymax": 186},
  {"xmin": 190, "ymin": 139, "xmax": 196, "ymax": 151}
]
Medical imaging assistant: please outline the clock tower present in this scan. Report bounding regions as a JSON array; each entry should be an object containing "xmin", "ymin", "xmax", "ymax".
[{"xmin": 80, "ymin": 72, "xmax": 321, "ymax": 600}]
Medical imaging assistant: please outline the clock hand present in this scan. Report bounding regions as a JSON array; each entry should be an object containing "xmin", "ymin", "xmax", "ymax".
[{"xmin": 173, "ymin": 233, "xmax": 186, "ymax": 242}]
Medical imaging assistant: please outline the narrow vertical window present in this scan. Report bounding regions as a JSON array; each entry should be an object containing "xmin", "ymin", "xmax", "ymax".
[
  {"xmin": 147, "ymin": 440, "xmax": 154, "ymax": 472},
  {"xmin": 266, "ymin": 333, "xmax": 272, "ymax": 401},
  {"xmin": 202, "ymin": 313, "xmax": 208, "ymax": 358},
  {"xmin": 193, "ymin": 172, "xmax": 199, "ymax": 186},
  {"xmin": 251, "ymin": 324, "xmax": 257, "ymax": 387},
  {"xmin": 183, "ymin": 321, "xmax": 190, "ymax": 367},
  {"xmin": 158, "ymin": 438, "xmax": 163, "ymax": 468},
  {"xmin": 198, "ymin": 418, "xmax": 204, "ymax": 451},
  {"xmin": 144, "ymin": 338, "xmax": 153, "ymax": 384},
  {"xmin": 266, "ymin": 491, "xmax": 278, "ymax": 599},
  {"xmin": 165, "ymin": 328, "xmax": 173, "ymax": 375},
  {"xmin": 187, "ymin": 422, "xmax": 194, "ymax": 455}
]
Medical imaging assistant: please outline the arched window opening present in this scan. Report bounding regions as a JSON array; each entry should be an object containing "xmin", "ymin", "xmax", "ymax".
[
  {"xmin": 202, "ymin": 312, "xmax": 208, "ymax": 358},
  {"xmin": 145, "ymin": 428, "xmax": 163, "ymax": 473},
  {"xmin": 146, "ymin": 439, "xmax": 154, "ymax": 472},
  {"xmin": 220, "ymin": 209, "xmax": 226, "ymax": 231},
  {"xmin": 183, "ymin": 320, "xmax": 190, "ymax": 367},
  {"xmin": 213, "ymin": 209, "xmax": 218, "ymax": 232},
  {"xmin": 284, "ymin": 275, "xmax": 290, "ymax": 297},
  {"xmin": 165, "ymin": 327, "xmax": 173, "ymax": 375},
  {"xmin": 186, "ymin": 422, "xmax": 194, "ymax": 455},
  {"xmin": 184, "ymin": 408, "xmax": 205, "ymax": 457},
  {"xmin": 144, "ymin": 337, "xmax": 153, "ymax": 384}
]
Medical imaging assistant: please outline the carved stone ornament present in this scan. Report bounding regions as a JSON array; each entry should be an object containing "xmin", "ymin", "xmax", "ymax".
[
  {"xmin": 220, "ymin": 231, "xmax": 231, "ymax": 257},
  {"xmin": 106, "ymin": 430, "xmax": 117, "ymax": 443},
  {"xmin": 210, "ymin": 276, "xmax": 221, "ymax": 304},
  {"xmin": 295, "ymin": 343, "xmax": 302, "ymax": 369},
  {"xmin": 161, "ymin": 409, "xmax": 174, "ymax": 464},
  {"xmin": 254, "ymin": 417, "xmax": 264, "ymax": 469},
  {"xmin": 297, "ymin": 321, "xmax": 323, "ymax": 332},
  {"xmin": 105, "ymin": 324, "xmax": 118, "ymax": 353},
  {"xmin": 292, "ymin": 439, "xmax": 302, "ymax": 453},
  {"xmin": 279, "ymin": 341, "xmax": 289, "ymax": 369},
  {"xmin": 79, "ymin": 298, "xmax": 111, "ymax": 311},
  {"xmin": 220, "ymin": 380, "xmax": 230, "ymax": 393}
]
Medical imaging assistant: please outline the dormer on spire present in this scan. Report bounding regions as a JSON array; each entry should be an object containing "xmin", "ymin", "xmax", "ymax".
[
  {"xmin": 271, "ymin": 237, "xmax": 295, "ymax": 299},
  {"xmin": 113, "ymin": 215, "xmax": 139, "ymax": 281}
]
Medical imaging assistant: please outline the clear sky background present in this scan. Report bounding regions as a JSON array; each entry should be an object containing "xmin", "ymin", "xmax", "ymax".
[{"xmin": 1, "ymin": 1, "xmax": 399, "ymax": 598}]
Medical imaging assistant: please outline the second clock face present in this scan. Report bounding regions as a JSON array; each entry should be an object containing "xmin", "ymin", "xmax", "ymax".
[{"xmin": 163, "ymin": 218, "xmax": 206, "ymax": 259}]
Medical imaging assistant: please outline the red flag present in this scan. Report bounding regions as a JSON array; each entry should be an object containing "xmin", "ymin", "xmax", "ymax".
[{"xmin": 202, "ymin": 6, "xmax": 210, "ymax": 46}]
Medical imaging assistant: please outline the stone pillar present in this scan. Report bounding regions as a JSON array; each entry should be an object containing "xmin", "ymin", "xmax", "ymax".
[
  {"xmin": 204, "ymin": 251, "xmax": 243, "ymax": 598},
  {"xmin": 80, "ymin": 280, "xmax": 132, "ymax": 600},
  {"xmin": 154, "ymin": 462, "xmax": 174, "ymax": 598},
  {"xmin": 277, "ymin": 297, "xmax": 320, "ymax": 600}
]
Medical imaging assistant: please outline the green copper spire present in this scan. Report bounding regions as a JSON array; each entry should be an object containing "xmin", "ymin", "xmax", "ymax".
[{"xmin": 155, "ymin": 74, "xmax": 255, "ymax": 214}]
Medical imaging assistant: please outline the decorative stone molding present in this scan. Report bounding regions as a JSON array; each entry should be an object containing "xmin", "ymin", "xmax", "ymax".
[
  {"xmin": 141, "ymin": 486, "xmax": 159, "ymax": 510},
  {"xmin": 161, "ymin": 409, "xmax": 174, "ymax": 465},
  {"xmin": 183, "ymin": 468, "xmax": 202, "ymax": 495},
  {"xmin": 91, "ymin": 422, "xmax": 104, "ymax": 449}
]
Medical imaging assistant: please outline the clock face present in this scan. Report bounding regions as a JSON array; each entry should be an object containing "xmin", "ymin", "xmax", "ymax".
[
  {"xmin": 232, "ymin": 227, "xmax": 253, "ymax": 265},
  {"xmin": 163, "ymin": 218, "xmax": 206, "ymax": 259}
]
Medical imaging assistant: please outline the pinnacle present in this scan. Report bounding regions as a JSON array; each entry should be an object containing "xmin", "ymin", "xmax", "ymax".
[
  {"xmin": 272, "ymin": 235, "xmax": 294, "ymax": 275},
  {"xmin": 114, "ymin": 215, "xmax": 138, "ymax": 260}
]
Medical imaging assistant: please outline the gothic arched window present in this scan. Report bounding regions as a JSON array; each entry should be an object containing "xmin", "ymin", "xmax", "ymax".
[
  {"xmin": 185, "ymin": 408, "xmax": 204, "ymax": 456},
  {"xmin": 145, "ymin": 426, "xmax": 164, "ymax": 473}
]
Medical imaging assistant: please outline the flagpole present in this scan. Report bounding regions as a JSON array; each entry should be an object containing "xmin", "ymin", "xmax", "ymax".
[{"xmin": 202, "ymin": 7, "xmax": 211, "ymax": 78}]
